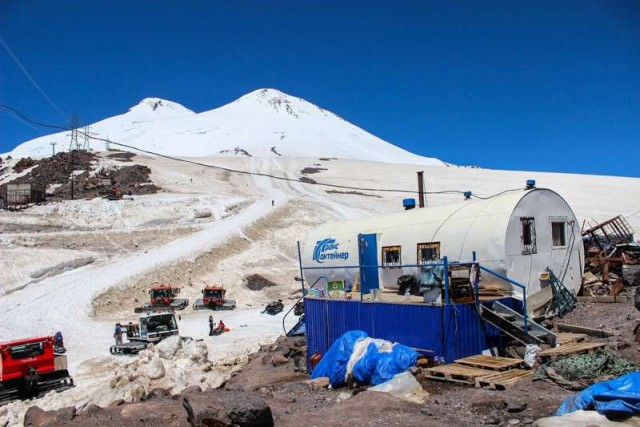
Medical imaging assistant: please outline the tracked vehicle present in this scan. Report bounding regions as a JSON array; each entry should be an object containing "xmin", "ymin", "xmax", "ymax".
[
  {"xmin": 193, "ymin": 285, "xmax": 236, "ymax": 311},
  {"xmin": 134, "ymin": 284, "xmax": 189, "ymax": 313},
  {"xmin": 110, "ymin": 311, "xmax": 179, "ymax": 355},
  {"xmin": 0, "ymin": 336, "xmax": 74, "ymax": 405}
]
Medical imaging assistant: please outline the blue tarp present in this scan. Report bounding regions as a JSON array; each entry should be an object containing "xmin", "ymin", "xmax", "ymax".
[
  {"xmin": 310, "ymin": 330, "xmax": 419, "ymax": 388},
  {"xmin": 556, "ymin": 371, "xmax": 640, "ymax": 417}
]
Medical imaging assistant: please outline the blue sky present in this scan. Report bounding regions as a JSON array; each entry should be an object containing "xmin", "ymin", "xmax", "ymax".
[{"xmin": 1, "ymin": 0, "xmax": 639, "ymax": 177}]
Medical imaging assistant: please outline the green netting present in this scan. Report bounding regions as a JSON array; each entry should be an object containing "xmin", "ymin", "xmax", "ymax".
[{"xmin": 534, "ymin": 350, "xmax": 638, "ymax": 382}]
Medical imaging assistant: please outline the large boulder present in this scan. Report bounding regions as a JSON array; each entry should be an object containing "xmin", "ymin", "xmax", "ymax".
[
  {"xmin": 182, "ymin": 389, "xmax": 273, "ymax": 427},
  {"xmin": 24, "ymin": 406, "xmax": 58, "ymax": 426},
  {"xmin": 157, "ymin": 336, "xmax": 182, "ymax": 359},
  {"xmin": 146, "ymin": 358, "xmax": 166, "ymax": 380}
]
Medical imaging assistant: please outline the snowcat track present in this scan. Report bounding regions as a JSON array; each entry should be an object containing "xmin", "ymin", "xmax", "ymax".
[
  {"xmin": 0, "ymin": 371, "xmax": 74, "ymax": 407},
  {"xmin": 110, "ymin": 342, "xmax": 148, "ymax": 355},
  {"xmin": 135, "ymin": 299, "xmax": 189, "ymax": 313}
]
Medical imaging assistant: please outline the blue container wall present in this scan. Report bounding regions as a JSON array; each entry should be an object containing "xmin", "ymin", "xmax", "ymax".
[{"xmin": 305, "ymin": 298, "xmax": 512, "ymax": 369}]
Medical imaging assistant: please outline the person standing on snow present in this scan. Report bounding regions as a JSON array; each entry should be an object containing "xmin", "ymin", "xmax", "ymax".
[
  {"xmin": 114, "ymin": 323, "xmax": 123, "ymax": 345},
  {"xmin": 208, "ymin": 315, "xmax": 215, "ymax": 336}
]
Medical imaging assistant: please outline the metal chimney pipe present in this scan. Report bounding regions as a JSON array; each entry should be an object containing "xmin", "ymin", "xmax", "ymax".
[{"xmin": 417, "ymin": 171, "xmax": 425, "ymax": 208}]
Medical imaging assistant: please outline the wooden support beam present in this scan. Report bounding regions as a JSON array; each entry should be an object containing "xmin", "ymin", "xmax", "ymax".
[
  {"xmin": 577, "ymin": 295, "xmax": 628, "ymax": 303},
  {"xmin": 556, "ymin": 323, "xmax": 614, "ymax": 338}
]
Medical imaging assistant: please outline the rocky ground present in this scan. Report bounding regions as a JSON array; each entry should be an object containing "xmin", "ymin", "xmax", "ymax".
[{"xmin": 19, "ymin": 285, "xmax": 640, "ymax": 427}]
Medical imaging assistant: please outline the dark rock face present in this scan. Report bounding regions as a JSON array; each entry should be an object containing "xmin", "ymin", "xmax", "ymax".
[
  {"xmin": 24, "ymin": 391, "xmax": 273, "ymax": 427},
  {"xmin": 24, "ymin": 406, "xmax": 58, "ymax": 426},
  {"xmin": 181, "ymin": 389, "xmax": 273, "ymax": 427},
  {"xmin": 24, "ymin": 398, "xmax": 189, "ymax": 427}
]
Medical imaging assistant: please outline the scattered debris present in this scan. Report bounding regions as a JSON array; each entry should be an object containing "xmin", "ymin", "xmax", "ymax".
[
  {"xmin": 298, "ymin": 177, "xmax": 317, "ymax": 184},
  {"xmin": 581, "ymin": 216, "xmax": 639, "ymax": 296},
  {"xmin": 325, "ymin": 190, "xmax": 382, "ymax": 198},
  {"xmin": 244, "ymin": 274, "xmax": 278, "ymax": 291},
  {"xmin": 106, "ymin": 152, "xmax": 135, "ymax": 162},
  {"xmin": 555, "ymin": 323, "xmax": 614, "ymax": 338},
  {"xmin": 270, "ymin": 146, "xmax": 282, "ymax": 156},
  {"xmin": 300, "ymin": 167, "xmax": 328, "ymax": 174}
]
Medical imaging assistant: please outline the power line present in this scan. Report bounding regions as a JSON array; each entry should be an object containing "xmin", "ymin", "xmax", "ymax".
[
  {"xmin": 0, "ymin": 34, "xmax": 66, "ymax": 118},
  {"xmin": 0, "ymin": 103, "xmax": 523, "ymax": 199}
]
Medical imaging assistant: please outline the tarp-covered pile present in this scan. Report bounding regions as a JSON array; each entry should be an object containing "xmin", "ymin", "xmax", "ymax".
[
  {"xmin": 556, "ymin": 371, "xmax": 640, "ymax": 417},
  {"xmin": 310, "ymin": 330, "xmax": 419, "ymax": 388}
]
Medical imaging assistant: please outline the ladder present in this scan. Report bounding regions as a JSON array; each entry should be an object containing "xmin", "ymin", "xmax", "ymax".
[
  {"xmin": 480, "ymin": 301, "xmax": 557, "ymax": 347},
  {"xmin": 547, "ymin": 268, "xmax": 577, "ymax": 317}
]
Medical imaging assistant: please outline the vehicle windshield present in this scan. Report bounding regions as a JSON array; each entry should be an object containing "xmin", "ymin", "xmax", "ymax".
[
  {"xmin": 203, "ymin": 289, "xmax": 222, "ymax": 298},
  {"xmin": 146, "ymin": 314, "xmax": 177, "ymax": 333},
  {"xmin": 152, "ymin": 289, "xmax": 172, "ymax": 298},
  {"xmin": 10, "ymin": 342, "xmax": 45, "ymax": 359}
]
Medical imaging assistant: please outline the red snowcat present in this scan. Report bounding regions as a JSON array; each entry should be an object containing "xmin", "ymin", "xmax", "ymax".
[
  {"xmin": 0, "ymin": 336, "xmax": 74, "ymax": 405},
  {"xmin": 193, "ymin": 285, "xmax": 236, "ymax": 311},
  {"xmin": 134, "ymin": 284, "xmax": 189, "ymax": 313}
]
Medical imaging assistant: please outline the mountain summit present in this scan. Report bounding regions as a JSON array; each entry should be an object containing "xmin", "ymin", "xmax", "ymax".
[{"xmin": 4, "ymin": 89, "xmax": 444, "ymax": 166}]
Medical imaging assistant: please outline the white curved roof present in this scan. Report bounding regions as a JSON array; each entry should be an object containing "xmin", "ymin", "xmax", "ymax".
[{"xmin": 311, "ymin": 189, "xmax": 542, "ymax": 262}]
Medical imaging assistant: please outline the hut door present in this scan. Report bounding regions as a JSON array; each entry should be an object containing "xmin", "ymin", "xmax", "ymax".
[{"xmin": 358, "ymin": 233, "xmax": 379, "ymax": 294}]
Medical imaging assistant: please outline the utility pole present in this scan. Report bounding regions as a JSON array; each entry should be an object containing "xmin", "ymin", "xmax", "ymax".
[
  {"xmin": 68, "ymin": 114, "xmax": 80, "ymax": 200},
  {"xmin": 50, "ymin": 142, "xmax": 56, "ymax": 156},
  {"xmin": 82, "ymin": 126, "xmax": 91, "ymax": 151},
  {"xmin": 68, "ymin": 114, "xmax": 80, "ymax": 151},
  {"xmin": 417, "ymin": 171, "xmax": 426, "ymax": 208}
]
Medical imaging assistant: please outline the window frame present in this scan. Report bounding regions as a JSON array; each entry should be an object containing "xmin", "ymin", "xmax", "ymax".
[
  {"xmin": 417, "ymin": 242, "xmax": 441, "ymax": 264},
  {"xmin": 551, "ymin": 219, "xmax": 567, "ymax": 248},
  {"xmin": 381, "ymin": 245, "xmax": 402, "ymax": 268},
  {"xmin": 520, "ymin": 217, "xmax": 537, "ymax": 255}
]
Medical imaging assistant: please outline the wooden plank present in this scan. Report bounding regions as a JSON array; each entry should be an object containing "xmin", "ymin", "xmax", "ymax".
[
  {"xmin": 475, "ymin": 369, "xmax": 533, "ymax": 390},
  {"xmin": 577, "ymin": 296, "xmax": 628, "ymax": 304},
  {"xmin": 538, "ymin": 342, "xmax": 606, "ymax": 359},
  {"xmin": 555, "ymin": 332, "xmax": 587, "ymax": 345},
  {"xmin": 425, "ymin": 364, "xmax": 494, "ymax": 384},
  {"xmin": 455, "ymin": 355, "xmax": 523, "ymax": 371},
  {"xmin": 556, "ymin": 323, "xmax": 614, "ymax": 338}
]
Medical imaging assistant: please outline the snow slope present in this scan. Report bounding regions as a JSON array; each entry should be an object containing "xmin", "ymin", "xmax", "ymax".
[
  {"xmin": 3, "ymin": 89, "xmax": 444, "ymax": 166},
  {"xmin": 0, "ymin": 154, "xmax": 638, "ymax": 423}
]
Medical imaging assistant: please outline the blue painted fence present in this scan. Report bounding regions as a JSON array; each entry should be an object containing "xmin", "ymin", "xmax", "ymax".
[{"xmin": 305, "ymin": 298, "xmax": 517, "ymax": 369}]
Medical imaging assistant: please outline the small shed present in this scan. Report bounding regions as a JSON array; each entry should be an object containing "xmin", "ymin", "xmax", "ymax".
[
  {"xmin": 300, "ymin": 188, "xmax": 583, "ymax": 311},
  {"xmin": 6, "ymin": 183, "xmax": 46, "ymax": 206}
]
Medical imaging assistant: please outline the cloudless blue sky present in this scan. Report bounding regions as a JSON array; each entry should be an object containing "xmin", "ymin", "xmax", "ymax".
[{"xmin": 1, "ymin": 0, "xmax": 639, "ymax": 177}]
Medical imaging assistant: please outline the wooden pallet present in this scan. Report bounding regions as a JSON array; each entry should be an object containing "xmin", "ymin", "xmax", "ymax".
[
  {"xmin": 538, "ymin": 342, "xmax": 606, "ymax": 360},
  {"xmin": 555, "ymin": 332, "xmax": 587, "ymax": 345},
  {"xmin": 475, "ymin": 369, "xmax": 533, "ymax": 390},
  {"xmin": 424, "ymin": 364, "xmax": 494, "ymax": 385},
  {"xmin": 455, "ymin": 355, "xmax": 523, "ymax": 371}
]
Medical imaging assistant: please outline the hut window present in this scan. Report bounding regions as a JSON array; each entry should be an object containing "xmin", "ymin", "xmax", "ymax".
[
  {"xmin": 520, "ymin": 217, "xmax": 537, "ymax": 254},
  {"xmin": 382, "ymin": 245, "xmax": 401, "ymax": 267},
  {"xmin": 552, "ymin": 222, "xmax": 566, "ymax": 247},
  {"xmin": 417, "ymin": 242, "xmax": 440, "ymax": 264}
]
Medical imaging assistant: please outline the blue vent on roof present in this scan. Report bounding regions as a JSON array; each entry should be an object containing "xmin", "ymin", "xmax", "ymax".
[{"xmin": 403, "ymin": 198, "xmax": 416, "ymax": 210}]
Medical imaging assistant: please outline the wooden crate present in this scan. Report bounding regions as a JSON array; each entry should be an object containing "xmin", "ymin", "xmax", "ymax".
[
  {"xmin": 455, "ymin": 355, "xmax": 523, "ymax": 371},
  {"xmin": 475, "ymin": 369, "xmax": 533, "ymax": 390},
  {"xmin": 424, "ymin": 364, "xmax": 494, "ymax": 385}
]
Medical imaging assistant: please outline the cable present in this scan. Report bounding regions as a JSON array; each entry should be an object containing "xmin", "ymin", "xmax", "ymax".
[
  {"xmin": 0, "ymin": 35, "xmax": 66, "ymax": 119},
  {"xmin": 625, "ymin": 208, "xmax": 640, "ymax": 219},
  {"xmin": 0, "ymin": 103, "xmax": 522, "ymax": 199}
]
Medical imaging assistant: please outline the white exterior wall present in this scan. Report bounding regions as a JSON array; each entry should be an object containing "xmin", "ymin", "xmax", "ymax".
[{"xmin": 300, "ymin": 188, "xmax": 583, "ymax": 301}]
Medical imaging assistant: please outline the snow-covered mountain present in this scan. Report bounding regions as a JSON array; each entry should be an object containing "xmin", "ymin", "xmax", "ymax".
[{"xmin": 4, "ymin": 89, "xmax": 444, "ymax": 166}]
